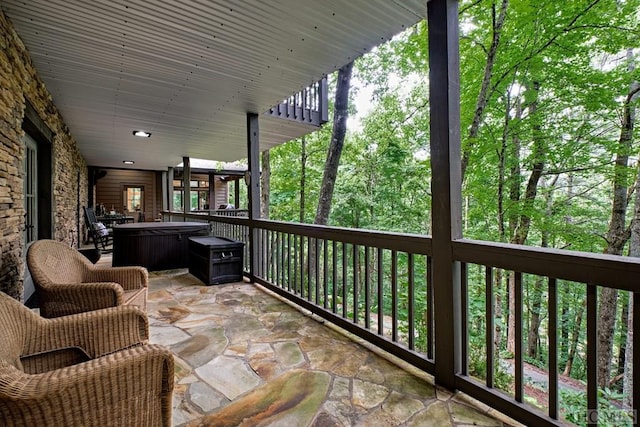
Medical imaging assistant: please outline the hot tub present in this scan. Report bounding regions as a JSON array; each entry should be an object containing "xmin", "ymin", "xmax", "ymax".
[{"xmin": 112, "ymin": 222, "xmax": 208, "ymax": 271}]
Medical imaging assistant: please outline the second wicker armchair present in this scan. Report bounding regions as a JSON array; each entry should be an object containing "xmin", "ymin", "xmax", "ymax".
[
  {"xmin": 27, "ymin": 239, "xmax": 148, "ymax": 318},
  {"xmin": 0, "ymin": 291, "xmax": 174, "ymax": 426}
]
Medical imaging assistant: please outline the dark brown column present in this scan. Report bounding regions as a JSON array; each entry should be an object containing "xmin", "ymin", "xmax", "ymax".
[
  {"xmin": 167, "ymin": 167, "xmax": 174, "ymax": 212},
  {"xmin": 428, "ymin": 0, "xmax": 463, "ymax": 390},
  {"xmin": 182, "ymin": 157, "xmax": 190, "ymax": 215},
  {"xmin": 247, "ymin": 113, "xmax": 261, "ymax": 280}
]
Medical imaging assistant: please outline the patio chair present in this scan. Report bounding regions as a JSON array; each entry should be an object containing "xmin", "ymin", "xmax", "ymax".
[
  {"xmin": 0, "ymin": 291, "xmax": 174, "ymax": 426},
  {"xmin": 84, "ymin": 206, "xmax": 113, "ymax": 253},
  {"xmin": 27, "ymin": 239, "xmax": 148, "ymax": 318}
]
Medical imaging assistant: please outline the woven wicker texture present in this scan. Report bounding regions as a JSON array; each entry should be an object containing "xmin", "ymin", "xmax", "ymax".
[
  {"xmin": 0, "ymin": 291, "xmax": 174, "ymax": 426},
  {"xmin": 27, "ymin": 240, "xmax": 148, "ymax": 318}
]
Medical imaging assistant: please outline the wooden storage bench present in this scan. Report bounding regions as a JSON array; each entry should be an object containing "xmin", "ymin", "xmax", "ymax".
[{"xmin": 188, "ymin": 236, "xmax": 244, "ymax": 285}]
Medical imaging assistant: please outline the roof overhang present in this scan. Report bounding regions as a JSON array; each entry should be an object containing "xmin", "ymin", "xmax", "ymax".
[{"xmin": 2, "ymin": 0, "xmax": 426, "ymax": 170}]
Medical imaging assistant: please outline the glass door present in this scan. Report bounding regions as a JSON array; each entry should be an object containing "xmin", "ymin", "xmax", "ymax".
[{"xmin": 24, "ymin": 134, "xmax": 37, "ymax": 245}]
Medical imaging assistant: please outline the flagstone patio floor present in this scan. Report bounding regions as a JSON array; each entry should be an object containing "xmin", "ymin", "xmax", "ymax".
[{"xmin": 132, "ymin": 265, "xmax": 523, "ymax": 427}]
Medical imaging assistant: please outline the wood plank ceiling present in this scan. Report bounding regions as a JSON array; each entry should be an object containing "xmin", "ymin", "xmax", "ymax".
[{"xmin": 2, "ymin": 0, "xmax": 425, "ymax": 170}]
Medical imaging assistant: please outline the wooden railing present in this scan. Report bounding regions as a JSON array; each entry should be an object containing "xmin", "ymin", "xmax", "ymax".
[
  {"xmin": 163, "ymin": 211, "xmax": 640, "ymax": 426},
  {"xmin": 191, "ymin": 209, "xmax": 249, "ymax": 217},
  {"xmin": 266, "ymin": 77, "xmax": 329, "ymax": 126}
]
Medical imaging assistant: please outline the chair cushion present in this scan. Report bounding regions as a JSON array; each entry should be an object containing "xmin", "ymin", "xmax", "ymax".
[{"xmin": 94, "ymin": 222, "xmax": 109, "ymax": 236}]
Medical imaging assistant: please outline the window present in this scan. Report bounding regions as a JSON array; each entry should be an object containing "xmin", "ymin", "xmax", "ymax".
[
  {"xmin": 173, "ymin": 191, "xmax": 183, "ymax": 211},
  {"xmin": 123, "ymin": 186, "xmax": 144, "ymax": 212}
]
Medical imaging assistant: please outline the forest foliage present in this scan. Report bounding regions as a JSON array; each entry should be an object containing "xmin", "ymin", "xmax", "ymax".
[{"xmin": 262, "ymin": 1, "xmax": 640, "ymax": 423}]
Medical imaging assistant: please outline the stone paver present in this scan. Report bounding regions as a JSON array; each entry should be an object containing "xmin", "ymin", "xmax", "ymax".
[{"xmin": 143, "ymin": 268, "xmax": 519, "ymax": 427}]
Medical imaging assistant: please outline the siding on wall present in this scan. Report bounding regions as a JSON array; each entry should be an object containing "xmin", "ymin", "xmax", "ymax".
[
  {"xmin": 94, "ymin": 168, "xmax": 161, "ymax": 221},
  {"xmin": 214, "ymin": 176, "xmax": 230, "ymax": 208},
  {"xmin": 0, "ymin": 10, "xmax": 88, "ymax": 300}
]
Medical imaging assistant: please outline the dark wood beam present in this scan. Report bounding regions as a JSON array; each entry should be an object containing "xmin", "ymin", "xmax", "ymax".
[
  {"xmin": 182, "ymin": 157, "xmax": 190, "ymax": 214},
  {"xmin": 247, "ymin": 113, "xmax": 261, "ymax": 281},
  {"xmin": 428, "ymin": 0, "xmax": 463, "ymax": 390}
]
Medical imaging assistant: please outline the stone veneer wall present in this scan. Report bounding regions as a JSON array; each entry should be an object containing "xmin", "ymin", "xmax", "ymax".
[{"xmin": 0, "ymin": 10, "xmax": 88, "ymax": 300}]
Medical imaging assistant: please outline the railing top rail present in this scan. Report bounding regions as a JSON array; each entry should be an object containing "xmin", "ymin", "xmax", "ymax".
[
  {"xmin": 252, "ymin": 219, "xmax": 432, "ymax": 255},
  {"xmin": 162, "ymin": 212, "xmax": 432, "ymax": 254},
  {"xmin": 454, "ymin": 238, "xmax": 640, "ymax": 291},
  {"xmin": 165, "ymin": 211, "xmax": 640, "ymax": 290}
]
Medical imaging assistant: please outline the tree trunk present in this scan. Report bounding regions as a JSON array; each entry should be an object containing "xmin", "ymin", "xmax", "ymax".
[
  {"xmin": 497, "ymin": 89, "xmax": 512, "ymax": 241},
  {"xmin": 527, "ymin": 177, "xmax": 557, "ymax": 359},
  {"xmin": 624, "ymin": 168, "xmax": 640, "ymax": 405},
  {"xmin": 624, "ymin": 294, "xmax": 634, "ymax": 408},
  {"xmin": 508, "ymin": 81, "xmax": 544, "ymax": 354},
  {"xmin": 623, "ymin": 49, "xmax": 639, "ymax": 406},
  {"xmin": 494, "ymin": 269, "xmax": 503, "ymax": 352},
  {"xmin": 560, "ymin": 290, "xmax": 570, "ymax": 371},
  {"xmin": 300, "ymin": 136, "xmax": 307, "ymax": 223},
  {"xmin": 315, "ymin": 61, "xmax": 354, "ymax": 225},
  {"xmin": 564, "ymin": 297, "xmax": 586, "ymax": 377},
  {"xmin": 559, "ymin": 174, "xmax": 575, "ymax": 372},
  {"xmin": 527, "ymin": 279, "xmax": 544, "ymax": 360},
  {"xmin": 261, "ymin": 150, "xmax": 270, "ymax": 219},
  {"xmin": 597, "ymin": 75, "xmax": 639, "ymax": 389},
  {"xmin": 616, "ymin": 298, "xmax": 628, "ymax": 390},
  {"xmin": 462, "ymin": 0, "xmax": 510, "ymax": 181}
]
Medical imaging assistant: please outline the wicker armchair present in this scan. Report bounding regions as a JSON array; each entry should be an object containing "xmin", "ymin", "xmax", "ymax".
[
  {"xmin": 0, "ymin": 291, "xmax": 174, "ymax": 427},
  {"xmin": 27, "ymin": 239, "xmax": 148, "ymax": 318}
]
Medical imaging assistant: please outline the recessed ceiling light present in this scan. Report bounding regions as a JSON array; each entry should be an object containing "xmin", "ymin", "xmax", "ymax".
[
  {"xmin": 123, "ymin": 160, "xmax": 135, "ymax": 165},
  {"xmin": 132, "ymin": 130, "xmax": 151, "ymax": 137}
]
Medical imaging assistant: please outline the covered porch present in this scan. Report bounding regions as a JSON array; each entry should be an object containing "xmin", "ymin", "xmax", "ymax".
[{"xmin": 1, "ymin": 0, "xmax": 639, "ymax": 426}]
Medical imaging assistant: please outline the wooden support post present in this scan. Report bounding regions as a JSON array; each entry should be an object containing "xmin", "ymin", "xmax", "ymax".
[
  {"xmin": 428, "ymin": 0, "xmax": 463, "ymax": 391},
  {"xmin": 247, "ymin": 113, "xmax": 261, "ymax": 281},
  {"xmin": 209, "ymin": 172, "xmax": 215, "ymax": 210},
  {"xmin": 182, "ymin": 157, "xmax": 190, "ymax": 215},
  {"xmin": 167, "ymin": 167, "xmax": 174, "ymax": 212}
]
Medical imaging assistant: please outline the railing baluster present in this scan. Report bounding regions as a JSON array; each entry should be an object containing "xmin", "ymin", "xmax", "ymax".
[
  {"xmin": 342, "ymin": 243, "xmax": 348, "ymax": 319},
  {"xmin": 548, "ymin": 277, "xmax": 558, "ymax": 419},
  {"xmin": 353, "ymin": 244, "xmax": 359, "ymax": 324},
  {"xmin": 634, "ymin": 292, "xmax": 640, "ymax": 418},
  {"xmin": 315, "ymin": 237, "xmax": 320, "ymax": 304},
  {"xmin": 293, "ymin": 234, "xmax": 299, "ymax": 294},
  {"xmin": 258, "ymin": 229, "xmax": 264, "ymax": 279},
  {"xmin": 515, "ymin": 271, "xmax": 523, "ymax": 403},
  {"xmin": 332, "ymin": 240, "xmax": 337, "ymax": 313},
  {"xmin": 460, "ymin": 262, "xmax": 467, "ymax": 375},
  {"xmin": 486, "ymin": 266, "xmax": 494, "ymax": 388},
  {"xmin": 323, "ymin": 239, "xmax": 329, "ymax": 309},
  {"xmin": 279, "ymin": 232, "xmax": 284, "ymax": 288},
  {"xmin": 378, "ymin": 248, "xmax": 384, "ymax": 336},
  {"xmin": 392, "ymin": 250, "xmax": 398, "ymax": 342},
  {"xmin": 263, "ymin": 229, "xmax": 268, "ymax": 279},
  {"xmin": 286, "ymin": 233, "xmax": 291, "ymax": 291},
  {"xmin": 587, "ymin": 283, "xmax": 598, "ymax": 424},
  {"xmin": 273, "ymin": 231, "xmax": 277, "ymax": 285},
  {"xmin": 408, "ymin": 253, "xmax": 415, "ymax": 350},
  {"xmin": 300, "ymin": 235, "xmax": 306, "ymax": 299},
  {"xmin": 427, "ymin": 256, "xmax": 433, "ymax": 359},
  {"xmin": 269, "ymin": 230, "xmax": 274, "ymax": 284},
  {"xmin": 307, "ymin": 237, "xmax": 312, "ymax": 301},
  {"xmin": 365, "ymin": 246, "xmax": 371, "ymax": 330}
]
